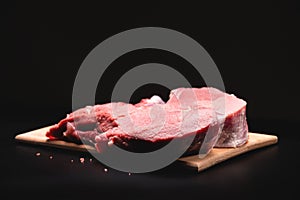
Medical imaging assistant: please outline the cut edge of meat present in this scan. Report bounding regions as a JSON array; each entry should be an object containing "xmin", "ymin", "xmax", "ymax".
[
  {"xmin": 215, "ymin": 107, "xmax": 248, "ymax": 147},
  {"xmin": 93, "ymin": 125, "xmax": 214, "ymax": 156}
]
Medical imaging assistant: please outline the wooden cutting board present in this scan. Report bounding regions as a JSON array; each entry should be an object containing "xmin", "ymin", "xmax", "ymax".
[{"xmin": 15, "ymin": 125, "xmax": 278, "ymax": 172}]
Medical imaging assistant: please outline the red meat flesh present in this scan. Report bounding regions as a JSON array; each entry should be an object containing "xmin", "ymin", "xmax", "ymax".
[{"xmin": 46, "ymin": 87, "xmax": 248, "ymax": 155}]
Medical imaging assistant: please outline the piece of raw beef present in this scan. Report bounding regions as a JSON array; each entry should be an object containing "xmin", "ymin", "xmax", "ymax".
[{"xmin": 46, "ymin": 87, "xmax": 248, "ymax": 156}]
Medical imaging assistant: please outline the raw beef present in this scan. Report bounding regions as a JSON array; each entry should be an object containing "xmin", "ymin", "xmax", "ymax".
[
  {"xmin": 168, "ymin": 88, "xmax": 248, "ymax": 147},
  {"xmin": 46, "ymin": 87, "xmax": 248, "ymax": 156}
]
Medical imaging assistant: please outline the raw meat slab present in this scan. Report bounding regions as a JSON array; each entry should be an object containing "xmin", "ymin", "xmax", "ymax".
[{"xmin": 15, "ymin": 125, "xmax": 278, "ymax": 172}]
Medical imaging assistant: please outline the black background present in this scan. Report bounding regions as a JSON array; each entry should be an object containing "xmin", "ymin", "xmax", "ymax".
[
  {"xmin": 1, "ymin": 1, "xmax": 300, "ymax": 199},
  {"xmin": 2, "ymin": 0, "xmax": 300, "ymax": 124}
]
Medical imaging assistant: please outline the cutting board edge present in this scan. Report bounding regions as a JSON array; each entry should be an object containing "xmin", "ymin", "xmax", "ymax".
[
  {"xmin": 14, "ymin": 126, "xmax": 97, "ymax": 153},
  {"xmin": 14, "ymin": 125, "xmax": 278, "ymax": 172},
  {"xmin": 178, "ymin": 133, "xmax": 278, "ymax": 171},
  {"xmin": 15, "ymin": 136, "xmax": 97, "ymax": 153}
]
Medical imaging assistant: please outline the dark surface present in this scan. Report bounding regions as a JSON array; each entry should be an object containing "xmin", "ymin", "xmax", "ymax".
[
  {"xmin": 1, "ymin": 1, "xmax": 300, "ymax": 199},
  {"xmin": 2, "ymin": 119, "xmax": 299, "ymax": 199}
]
